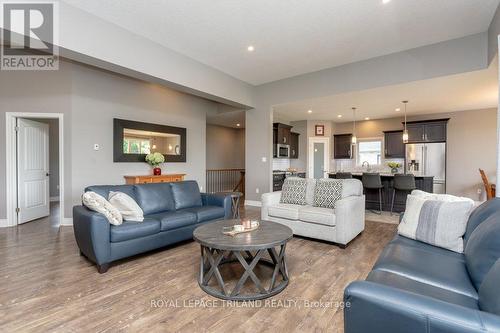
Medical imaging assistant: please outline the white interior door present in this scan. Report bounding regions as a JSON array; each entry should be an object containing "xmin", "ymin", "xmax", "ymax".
[
  {"xmin": 17, "ymin": 118, "xmax": 50, "ymax": 224},
  {"xmin": 308, "ymin": 137, "xmax": 330, "ymax": 179}
]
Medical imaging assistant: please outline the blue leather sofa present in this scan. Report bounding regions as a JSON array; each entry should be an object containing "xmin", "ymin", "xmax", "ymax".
[
  {"xmin": 344, "ymin": 198, "xmax": 500, "ymax": 333},
  {"xmin": 73, "ymin": 181, "xmax": 231, "ymax": 273}
]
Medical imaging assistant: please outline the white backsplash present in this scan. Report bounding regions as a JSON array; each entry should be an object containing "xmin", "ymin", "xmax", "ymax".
[
  {"xmin": 273, "ymin": 158, "xmax": 290, "ymax": 170},
  {"xmin": 333, "ymin": 158, "xmax": 405, "ymax": 174}
]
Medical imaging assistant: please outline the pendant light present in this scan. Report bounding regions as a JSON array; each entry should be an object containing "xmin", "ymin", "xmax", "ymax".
[
  {"xmin": 351, "ymin": 107, "xmax": 357, "ymax": 145},
  {"xmin": 402, "ymin": 100, "xmax": 409, "ymax": 143}
]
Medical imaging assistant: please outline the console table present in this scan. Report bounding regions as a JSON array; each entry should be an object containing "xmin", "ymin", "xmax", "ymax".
[{"xmin": 124, "ymin": 174, "xmax": 186, "ymax": 184}]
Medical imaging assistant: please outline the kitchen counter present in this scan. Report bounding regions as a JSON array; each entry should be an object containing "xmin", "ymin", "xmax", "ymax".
[{"xmin": 329, "ymin": 172, "xmax": 434, "ymax": 213}]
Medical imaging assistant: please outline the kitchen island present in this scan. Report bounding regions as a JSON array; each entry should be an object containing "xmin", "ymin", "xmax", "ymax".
[{"xmin": 329, "ymin": 172, "xmax": 434, "ymax": 213}]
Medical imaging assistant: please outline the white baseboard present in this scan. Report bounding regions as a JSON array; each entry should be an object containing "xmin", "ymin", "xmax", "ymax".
[
  {"xmin": 245, "ymin": 200, "xmax": 262, "ymax": 207},
  {"xmin": 60, "ymin": 218, "xmax": 73, "ymax": 226},
  {"xmin": 0, "ymin": 219, "xmax": 8, "ymax": 228},
  {"xmin": 50, "ymin": 196, "xmax": 60, "ymax": 202}
]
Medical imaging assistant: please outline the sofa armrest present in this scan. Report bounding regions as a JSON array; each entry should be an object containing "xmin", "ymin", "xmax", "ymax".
[
  {"xmin": 261, "ymin": 191, "xmax": 282, "ymax": 220},
  {"xmin": 201, "ymin": 193, "xmax": 232, "ymax": 219},
  {"xmin": 73, "ymin": 205, "xmax": 111, "ymax": 265},
  {"xmin": 335, "ymin": 195, "xmax": 365, "ymax": 245},
  {"xmin": 344, "ymin": 281, "xmax": 500, "ymax": 333}
]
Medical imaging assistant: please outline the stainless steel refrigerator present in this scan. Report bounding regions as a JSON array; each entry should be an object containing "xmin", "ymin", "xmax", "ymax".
[{"xmin": 405, "ymin": 143, "xmax": 446, "ymax": 194}]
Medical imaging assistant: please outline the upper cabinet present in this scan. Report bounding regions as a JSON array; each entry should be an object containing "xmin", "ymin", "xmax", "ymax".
[
  {"xmin": 405, "ymin": 119, "xmax": 448, "ymax": 143},
  {"xmin": 384, "ymin": 130, "xmax": 405, "ymax": 158},
  {"xmin": 290, "ymin": 132, "xmax": 299, "ymax": 159},
  {"xmin": 334, "ymin": 133, "xmax": 353, "ymax": 159},
  {"xmin": 273, "ymin": 123, "xmax": 292, "ymax": 145}
]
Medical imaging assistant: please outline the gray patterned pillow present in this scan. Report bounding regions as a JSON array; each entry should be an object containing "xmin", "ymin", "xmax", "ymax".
[
  {"xmin": 280, "ymin": 177, "xmax": 307, "ymax": 205},
  {"xmin": 313, "ymin": 179, "xmax": 343, "ymax": 209}
]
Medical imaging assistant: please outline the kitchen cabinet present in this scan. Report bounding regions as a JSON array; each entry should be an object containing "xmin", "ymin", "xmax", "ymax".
[
  {"xmin": 405, "ymin": 119, "xmax": 448, "ymax": 143},
  {"xmin": 334, "ymin": 134, "xmax": 353, "ymax": 159},
  {"xmin": 290, "ymin": 132, "xmax": 300, "ymax": 159},
  {"xmin": 384, "ymin": 130, "xmax": 405, "ymax": 158},
  {"xmin": 273, "ymin": 123, "xmax": 292, "ymax": 145}
]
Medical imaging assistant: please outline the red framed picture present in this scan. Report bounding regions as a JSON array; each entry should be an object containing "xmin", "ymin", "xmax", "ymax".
[{"xmin": 315, "ymin": 125, "xmax": 325, "ymax": 136}]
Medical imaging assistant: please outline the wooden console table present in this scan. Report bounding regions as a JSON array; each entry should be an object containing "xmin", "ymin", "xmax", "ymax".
[{"xmin": 124, "ymin": 174, "xmax": 186, "ymax": 184}]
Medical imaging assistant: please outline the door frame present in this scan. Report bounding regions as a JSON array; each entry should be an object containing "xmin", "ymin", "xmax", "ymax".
[
  {"xmin": 5, "ymin": 112, "xmax": 64, "ymax": 227},
  {"xmin": 308, "ymin": 137, "xmax": 330, "ymax": 178}
]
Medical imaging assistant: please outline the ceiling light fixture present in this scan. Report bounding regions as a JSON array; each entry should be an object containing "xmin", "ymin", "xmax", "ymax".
[
  {"xmin": 247, "ymin": 45, "xmax": 255, "ymax": 52},
  {"xmin": 402, "ymin": 101, "xmax": 409, "ymax": 143},
  {"xmin": 365, "ymin": 117, "xmax": 370, "ymax": 121},
  {"xmin": 351, "ymin": 107, "xmax": 357, "ymax": 145},
  {"xmin": 236, "ymin": 123, "xmax": 241, "ymax": 127},
  {"xmin": 382, "ymin": 0, "xmax": 391, "ymax": 4},
  {"xmin": 308, "ymin": 109, "xmax": 312, "ymax": 114},
  {"xmin": 395, "ymin": 108, "xmax": 401, "ymax": 112},
  {"xmin": 337, "ymin": 115, "xmax": 343, "ymax": 118}
]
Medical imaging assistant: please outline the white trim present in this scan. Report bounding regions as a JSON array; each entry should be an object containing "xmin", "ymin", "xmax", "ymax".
[
  {"xmin": 0, "ymin": 219, "xmax": 8, "ymax": 228},
  {"xmin": 308, "ymin": 137, "xmax": 330, "ymax": 178},
  {"xmin": 5, "ymin": 112, "xmax": 65, "ymax": 228},
  {"xmin": 50, "ymin": 196, "xmax": 60, "ymax": 202},
  {"xmin": 244, "ymin": 200, "xmax": 262, "ymax": 207}
]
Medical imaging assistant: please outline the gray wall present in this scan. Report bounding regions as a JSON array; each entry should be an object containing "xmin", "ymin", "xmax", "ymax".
[
  {"xmin": 0, "ymin": 60, "xmax": 217, "ymax": 220},
  {"xmin": 206, "ymin": 125, "xmax": 245, "ymax": 169}
]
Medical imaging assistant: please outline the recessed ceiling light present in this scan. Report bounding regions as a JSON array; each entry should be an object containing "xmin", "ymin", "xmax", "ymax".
[
  {"xmin": 307, "ymin": 109, "xmax": 312, "ymax": 113},
  {"xmin": 395, "ymin": 108, "xmax": 401, "ymax": 112},
  {"xmin": 337, "ymin": 115, "xmax": 343, "ymax": 118},
  {"xmin": 364, "ymin": 117, "xmax": 370, "ymax": 120},
  {"xmin": 236, "ymin": 123, "xmax": 241, "ymax": 127},
  {"xmin": 382, "ymin": 0, "xmax": 391, "ymax": 4},
  {"xmin": 247, "ymin": 45, "xmax": 255, "ymax": 52}
]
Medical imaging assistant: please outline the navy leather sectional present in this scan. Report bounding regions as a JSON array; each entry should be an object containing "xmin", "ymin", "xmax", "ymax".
[
  {"xmin": 73, "ymin": 181, "xmax": 231, "ymax": 273},
  {"xmin": 344, "ymin": 198, "xmax": 500, "ymax": 333}
]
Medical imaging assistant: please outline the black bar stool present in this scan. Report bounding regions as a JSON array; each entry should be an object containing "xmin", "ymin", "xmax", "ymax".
[
  {"xmin": 391, "ymin": 174, "xmax": 416, "ymax": 215},
  {"xmin": 336, "ymin": 172, "xmax": 353, "ymax": 179},
  {"xmin": 362, "ymin": 173, "xmax": 383, "ymax": 214}
]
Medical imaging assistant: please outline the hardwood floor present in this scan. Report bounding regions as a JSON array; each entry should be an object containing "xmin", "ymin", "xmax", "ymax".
[{"xmin": 0, "ymin": 206, "xmax": 397, "ymax": 332}]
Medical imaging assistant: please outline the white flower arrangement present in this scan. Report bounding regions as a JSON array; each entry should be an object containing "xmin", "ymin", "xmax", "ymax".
[{"xmin": 145, "ymin": 152, "xmax": 165, "ymax": 167}]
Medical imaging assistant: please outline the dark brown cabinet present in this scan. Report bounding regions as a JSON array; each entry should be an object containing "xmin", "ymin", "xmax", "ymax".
[
  {"xmin": 405, "ymin": 119, "xmax": 448, "ymax": 143},
  {"xmin": 384, "ymin": 130, "xmax": 405, "ymax": 158},
  {"xmin": 273, "ymin": 123, "xmax": 292, "ymax": 145},
  {"xmin": 290, "ymin": 132, "xmax": 299, "ymax": 159},
  {"xmin": 334, "ymin": 134, "xmax": 353, "ymax": 159}
]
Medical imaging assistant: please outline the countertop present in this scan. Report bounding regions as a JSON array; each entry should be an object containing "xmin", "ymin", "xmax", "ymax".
[{"xmin": 329, "ymin": 172, "xmax": 434, "ymax": 178}]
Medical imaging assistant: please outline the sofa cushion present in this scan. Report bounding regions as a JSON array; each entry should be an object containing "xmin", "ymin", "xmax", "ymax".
[
  {"xmin": 478, "ymin": 259, "xmax": 500, "ymax": 315},
  {"xmin": 147, "ymin": 211, "xmax": 197, "ymax": 231},
  {"xmin": 398, "ymin": 194, "xmax": 474, "ymax": 253},
  {"xmin": 465, "ymin": 214, "xmax": 500, "ymax": 290},
  {"xmin": 367, "ymin": 270, "xmax": 479, "ymax": 309},
  {"xmin": 268, "ymin": 204, "xmax": 300, "ymax": 220},
  {"xmin": 110, "ymin": 219, "xmax": 161, "ymax": 242},
  {"xmin": 373, "ymin": 240, "xmax": 477, "ymax": 299},
  {"xmin": 182, "ymin": 206, "xmax": 225, "ymax": 222},
  {"xmin": 134, "ymin": 183, "xmax": 175, "ymax": 215},
  {"xmin": 298, "ymin": 206, "xmax": 336, "ymax": 226},
  {"xmin": 341, "ymin": 179, "xmax": 363, "ymax": 198},
  {"xmin": 313, "ymin": 179, "xmax": 343, "ymax": 209},
  {"xmin": 388, "ymin": 235, "xmax": 465, "ymax": 262},
  {"xmin": 170, "ymin": 181, "xmax": 202, "ymax": 210},
  {"xmin": 464, "ymin": 198, "xmax": 500, "ymax": 247},
  {"xmin": 305, "ymin": 178, "xmax": 317, "ymax": 205},
  {"xmin": 85, "ymin": 185, "xmax": 136, "ymax": 201},
  {"xmin": 280, "ymin": 177, "xmax": 307, "ymax": 205}
]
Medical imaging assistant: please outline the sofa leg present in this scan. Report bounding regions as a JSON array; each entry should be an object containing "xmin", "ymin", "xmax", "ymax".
[
  {"xmin": 338, "ymin": 243, "xmax": 348, "ymax": 249},
  {"xmin": 97, "ymin": 263, "xmax": 110, "ymax": 274},
  {"xmin": 79, "ymin": 251, "xmax": 85, "ymax": 257}
]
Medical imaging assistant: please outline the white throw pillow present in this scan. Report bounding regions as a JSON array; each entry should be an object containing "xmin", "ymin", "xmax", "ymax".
[
  {"xmin": 108, "ymin": 191, "xmax": 144, "ymax": 222},
  {"xmin": 82, "ymin": 191, "xmax": 123, "ymax": 225},
  {"xmin": 398, "ymin": 192, "xmax": 474, "ymax": 253}
]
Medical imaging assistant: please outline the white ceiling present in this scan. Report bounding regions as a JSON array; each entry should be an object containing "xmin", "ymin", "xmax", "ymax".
[
  {"xmin": 274, "ymin": 60, "xmax": 498, "ymax": 122},
  {"xmin": 62, "ymin": 0, "xmax": 500, "ymax": 85}
]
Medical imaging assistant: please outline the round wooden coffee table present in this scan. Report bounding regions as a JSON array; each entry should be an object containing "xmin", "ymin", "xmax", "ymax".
[{"xmin": 193, "ymin": 219, "xmax": 293, "ymax": 301}]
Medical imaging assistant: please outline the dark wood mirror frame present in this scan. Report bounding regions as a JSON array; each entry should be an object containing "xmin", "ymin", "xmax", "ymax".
[{"xmin": 113, "ymin": 118, "xmax": 187, "ymax": 163}]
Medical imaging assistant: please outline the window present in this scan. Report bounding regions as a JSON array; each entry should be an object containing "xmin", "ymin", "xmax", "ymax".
[
  {"xmin": 357, "ymin": 139, "xmax": 382, "ymax": 166},
  {"xmin": 123, "ymin": 137, "xmax": 151, "ymax": 154}
]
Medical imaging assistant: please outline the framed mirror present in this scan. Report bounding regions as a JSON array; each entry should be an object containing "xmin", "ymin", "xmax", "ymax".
[{"xmin": 113, "ymin": 118, "xmax": 186, "ymax": 162}]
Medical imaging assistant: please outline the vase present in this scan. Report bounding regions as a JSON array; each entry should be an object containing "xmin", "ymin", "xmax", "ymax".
[
  {"xmin": 153, "ymin": 167, "xmax": 161, "ymax": 176},
  {"xmin": 391, "ymin": 167, "xmax": 398, "ymax": 174}
]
